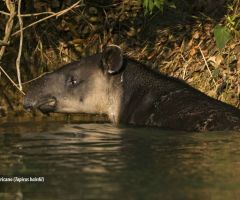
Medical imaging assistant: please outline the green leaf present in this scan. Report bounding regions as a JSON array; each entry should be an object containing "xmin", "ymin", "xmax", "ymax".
[
  {"xmin": 154, "ymin": 0, "xmax": 162, "ymax": 9},
  {"xmin": 139, "ymin": 0, "xmax": 166, "ymax": 14},
  {"xmin": 148, "ymin": 0, "xmax": 154, "ymax": 12},
  {"xmin": 143, "ymin": 0, "xmax": 148, "ymax": 8},
  {"xmin": 166, "ymin": 1, "xmax": 176, "ymax": 9},
  {"xmin": 213, "ymin": 25, "xmax": 232, "ymax": 49},
  {"xmin": 212, "ymin": 68, "xmax": 220, "ymax": 78}
]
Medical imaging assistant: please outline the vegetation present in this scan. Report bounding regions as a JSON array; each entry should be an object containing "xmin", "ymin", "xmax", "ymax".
[
  {"xmin": 0, "ymin": 0, "xmax": 239, "ymax": 119},
  {"xmin": 138, "ymin": 0, "xmax": 165, "ymax": 13}
]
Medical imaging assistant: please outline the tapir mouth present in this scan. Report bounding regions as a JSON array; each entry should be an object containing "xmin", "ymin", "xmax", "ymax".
[{"xmin": 37, "ymin": 97, "xmax": 57, "ymax": 114}]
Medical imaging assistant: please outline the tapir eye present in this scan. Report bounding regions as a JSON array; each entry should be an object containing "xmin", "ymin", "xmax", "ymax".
[
  {"xmin": 67, "ymin": 76, "xmax": 82, "ymax": 87},
  {"xmin": 70, "ymin": 77, "xmax": 77, "ymax": 85}
]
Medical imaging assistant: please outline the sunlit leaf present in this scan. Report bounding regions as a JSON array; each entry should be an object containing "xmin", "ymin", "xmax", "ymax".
[
  {"xmin": 139, "ymin": 0, "xmax": 166, "ymax": 14},
  {"xmin": 154, "ymin": 0, "xmax": 162, "ymax": 8},
  {"xmin": 213, "ymin": 25, "xmax": 232, "ymax": 49},
  {"xmin": 149, "ymin": 0, "xmax": 154, "ymax": 12},
  {"xmin": 212, "ymin": 68, "xmax": 220, "ymax": 78},
  {"xmin": 166, "ymin": 1, "xmax": 176, "ymax": 9}
]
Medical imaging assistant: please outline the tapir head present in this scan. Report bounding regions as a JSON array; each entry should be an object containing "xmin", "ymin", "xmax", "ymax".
[{"xmin": 23, "ymin": 45, "xmax": 124, "ymax": 117}]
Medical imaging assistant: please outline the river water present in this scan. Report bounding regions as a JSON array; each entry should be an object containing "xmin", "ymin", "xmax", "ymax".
[{"xmin": 0, "ymin": 120, "xmax": 240, "ymax": 200}]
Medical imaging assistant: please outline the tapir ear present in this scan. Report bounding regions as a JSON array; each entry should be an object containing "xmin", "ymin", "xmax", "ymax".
[{"xmin": 102, "ymin": 45, "xmax": 123, "ymax": 74}]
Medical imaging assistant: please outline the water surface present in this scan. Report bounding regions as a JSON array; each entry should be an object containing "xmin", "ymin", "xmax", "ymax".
[{"xmin": 0, "ymin": 120, "xmax": 240, "ymax": 200}]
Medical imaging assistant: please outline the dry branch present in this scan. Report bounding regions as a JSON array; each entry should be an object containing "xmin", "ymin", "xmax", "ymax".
[
  {"xmin": 0, "ymin": 0, "xmax": 82, "ymax": 96},
  {"xmin": 0, "ymin": 40, "xmax": 9, "ymax": 46},
  {"xmin": 0, "ymin": 65, "xmax": 25, "ymax": 95},
  {"xmin": 0, "ymin": 0, "xmax": 25, "ymax": 95},
  {"xmin": 12, "ymin": 1, "xmax": 82, "ymax": 36},
  {"xmin": 0, "ymin": 10, "xmax": 55, "ymax": 17},
  {"xmin": 198, "ymin": 45, "xmax": 217, "ymax": 87},
  {"xmin": 0, "ymin": 0, "xmax": 15, "ymax": 60},
  {"xmin": 16, "ymin": 0, "xmax": 23, "ymax": 91}
]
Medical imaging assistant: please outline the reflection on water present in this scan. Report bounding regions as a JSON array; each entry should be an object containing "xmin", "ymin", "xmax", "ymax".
[{"xmin": 0, "ymin": 121, "xmax": 240, "ymax": 200}]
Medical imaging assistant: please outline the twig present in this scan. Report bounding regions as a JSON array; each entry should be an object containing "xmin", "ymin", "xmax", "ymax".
[
  {"xmin": 0, "ymin": 40, "xmax": 9, "ymax": 46},
  {"xmin": 180, "ymin": 54, "xmax": 188, "ymax": 80},
  {"xmin": 16, "ymin": 0, "xmax": 23, "ymax": 91},
  {"xmin": 0, "ymin": 10, "xmax": 55, "ymax": 17},
  {"xmin": 0, "ymin": 65, "xmax": 25, "ymax": 95},
  {"xmin": 0, "ymin": 10, "xmax": 11, "ymax": 16},
  {"xmin": 21, "ymin": 72, "xmax": 51, "ymax": 85},
  {"xmin": 0, "ymin": 0, "xmax": 25, "ymax": 95},
  {"xmin": 12, "ymin": 1, "xmax": 82, "ymax": 36},
  {"xmin": 198, "ymin": 45, "xmax": 217, "ymax": 87},
  {"xmin": 0, "ymin": 0, "xmax": 15, "ymax": 60}
]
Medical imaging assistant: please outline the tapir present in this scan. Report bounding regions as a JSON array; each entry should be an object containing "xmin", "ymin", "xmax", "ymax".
[{"xmin": 23, "ymin": 45, "xmax": 240, "ymax": 131}]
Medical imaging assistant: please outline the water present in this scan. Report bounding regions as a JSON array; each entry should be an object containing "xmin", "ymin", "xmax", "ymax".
[{"xmin": 1, "ymin": 120, "xmax": 240, "ymax": 200}]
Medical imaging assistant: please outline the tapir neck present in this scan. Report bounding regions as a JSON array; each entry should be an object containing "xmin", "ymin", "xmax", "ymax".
[
  {"xmin": 115, "ymin": 58, "xmax": 187, "ymax": 125},
  {"xmin": 116, "ymin": 59, "xmax": 156, "ymax": 124}
]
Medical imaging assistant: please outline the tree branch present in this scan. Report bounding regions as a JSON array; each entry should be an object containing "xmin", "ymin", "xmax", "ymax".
[
  {"xmin": 0, "ymin": 0, "xmax": 82, "ymax": 96},
  {"xmin": 198, "ymin": 45, "xmax": 217, "ymax": 87},
  {"xmin": 0, "ymin": 10, "xmax": 55, "ymax": 17},
  {"xmin": 0, "ymin": 40, "xmax": 9, "ymax": 46},
  {"xmin": 0, "ymin": 0, "xmax": 15, "ymax": 60},
  {"xmin": 12, "ymin": 1, "xmax": 82, "ymax": 36},
  {"xmin": 0, "ymin": 0, "xmax": 25, "ymax": 95},
  {"xmin": 16, "ymin": 0, "xmax": 23, "ymax": 91},
  {"xmin": 0, "ymin": 65, "xmax": 25, "ymax": 95}
]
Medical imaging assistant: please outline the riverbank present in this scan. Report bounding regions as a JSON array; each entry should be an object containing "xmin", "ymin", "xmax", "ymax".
[{"xmin": 0, "ymin": 0, "xmax": 239, "ymax": 119}]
